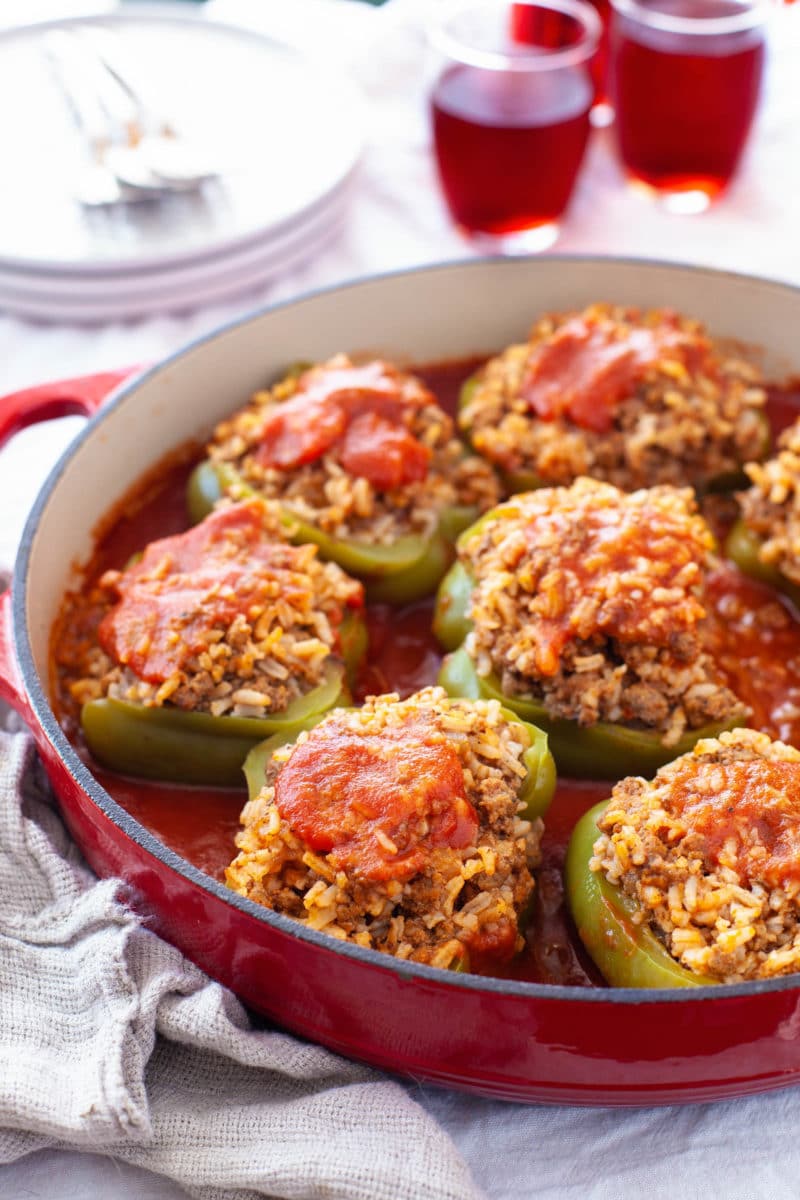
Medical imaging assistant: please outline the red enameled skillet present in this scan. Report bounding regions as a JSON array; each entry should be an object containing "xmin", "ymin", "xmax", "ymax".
[{"xmin": 4, "ymin": 256, "xmax": 800, "ymax": 1107}]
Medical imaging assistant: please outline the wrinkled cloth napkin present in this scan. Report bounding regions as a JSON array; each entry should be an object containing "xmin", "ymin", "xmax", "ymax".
[{"xmin": 0, "ymin": 723, "xmax": 481, "ymax": 1200}]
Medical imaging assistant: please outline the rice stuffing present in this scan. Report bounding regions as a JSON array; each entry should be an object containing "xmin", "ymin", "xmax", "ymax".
[
  {"xmin": 739, "ymin": 416, "xmax": 800, "ymax": 584},
  {"xmin": 591, "ymin": 727, "xmax": 800, "ymax": 982},
  {"xmin": 206, "ymin": 354, "xmax": 500, "ymax": 545},
  {"xmin": 60, "ymin": 498, "xmax": 363, "ymax": 718},
  {"xmin": 459, "ymin": 477, "xmax": 747, "ymax": 746},
  {"xmin": 225, "ymin": 687, "xmax": 543, "ymax": 970},
  {"xmin": 460, "ymin": 303, "xmax": 766, "ymax": 491}
]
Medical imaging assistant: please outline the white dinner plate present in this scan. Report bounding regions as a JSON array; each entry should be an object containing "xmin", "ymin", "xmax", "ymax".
[
  {"xmin": 0, "ymin": 207, "xmax": 346, "ymax": 322},
  {"xmin": 0, "ymin": 7, "xmax": 364, "ymax": 275},
  {"xmin": 0, "ymin": 181, "xmax": 353, "ymax": 302}
]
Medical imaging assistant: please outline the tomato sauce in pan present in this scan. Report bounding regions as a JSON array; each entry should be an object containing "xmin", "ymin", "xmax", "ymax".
[{"xmin": 62, "ymin": 365, "xmax": 800, "ymax": 990}]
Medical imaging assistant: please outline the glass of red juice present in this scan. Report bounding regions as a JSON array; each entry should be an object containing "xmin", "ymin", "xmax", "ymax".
[
  {"xmin": 609, "ymin": 0, "xmax": 768, "ymax": 212},
  {"xmin": 429, "ymin": 0, "xmax": 602, "ymax": 254},
  {"xmin": 511, "ymin": 0, "xmax": 613, "ymax": 121}
]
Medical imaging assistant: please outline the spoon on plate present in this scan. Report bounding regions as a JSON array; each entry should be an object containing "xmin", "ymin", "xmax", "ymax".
[{"xmin": 43, "ymin": 26, "xmax": 220, "ymax": 207}]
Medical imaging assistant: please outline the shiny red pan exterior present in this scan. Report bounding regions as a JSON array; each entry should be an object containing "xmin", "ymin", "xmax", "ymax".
[{"xmin": 4, "ymin": 257, "xmax": 800, "ymax": 1106}]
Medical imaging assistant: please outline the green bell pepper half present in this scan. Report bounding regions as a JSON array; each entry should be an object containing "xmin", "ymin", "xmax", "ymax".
[
  {"xmin": 702, "ymin": 410, "xmax": 771, "ymax": 493},
  {"xmin": 187, "ymin": 459, "xmax": 477, "ymax": 603},
  {"xmin": 241, "ymin": 707, "xmax": 553, "ymax": 976},
  {"xmin": 243, "ymin": 727, "xmax": 310, "ymax": 801},
  {"xmin": 458, "ymin": 372, "xmax": 771, "ymax": 495},
  {"xmin": 81, "ymin": 660, "xmax": 351, "ymax": 787},
  {"xmin": 725, "ymin": 517, "xmax": 800, "ymax": 609},
  {"xmin": 439, "ymin": 647, "xmax": 745, "ymax": 780},
  {"xmin": 565, "ymin": 801, "xmax": 717, "ymax": 988},
  {"xmin": 432, "ymin": 560, "xmax": 474, "ymax": 652},
  {"xmin": 513, "ymin": 714, "xmax": 557, "ymax": 823},
  {"xmin": 447, "ymin": 946, "xmax": 471, "ymax": 972},
  {"xmin": 339, "ymin": 607, "xmax": 368, "ymax": 686},
  {"xmin": 241, "ymin": 707, "xmax": 552, "ymax": 976}
]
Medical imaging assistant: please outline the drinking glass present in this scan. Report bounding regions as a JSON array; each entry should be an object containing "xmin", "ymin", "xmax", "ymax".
[
  {"xmin": 512, "ymin": 0, "xmax": 613, "ymax": 121},
  {"xmin": 429, "ymin": 0, "xmax": 602, "ymax": 254},
  {"xmin": 609, "ymin": 0, "xmax": 768, "ymax": 213}
]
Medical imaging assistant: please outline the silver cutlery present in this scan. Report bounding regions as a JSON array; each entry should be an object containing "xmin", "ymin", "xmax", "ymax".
[{"xmin": 44, "ymin": 26, "xmax": 221, "ymax": 208}]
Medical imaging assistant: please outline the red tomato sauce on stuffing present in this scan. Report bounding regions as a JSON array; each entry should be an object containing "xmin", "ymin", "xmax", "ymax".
[
  {"xmin": 98, "ymin": 500, "xmax": 326, "ymax": 685},
  {"xmin": 274, "ymin": 718, "xmax": 478, "ymax": 883},
  {"xmin": 254, "ymin": 362, "xmax": 431, "ymax": 489},
  {"xmin": 499, "ymin": 487, "xmax": 709, "ymax": 677},
  {"xmin": 667, "ymin": 757, "xmax": 800, "ymax": 887},
  {"xmin": 521, "ymin": 311, "xmax": 710, "ymax": 433},
  {"xmin": 60, "ymin": 365, "xmax": 800, "ymax": 989}
]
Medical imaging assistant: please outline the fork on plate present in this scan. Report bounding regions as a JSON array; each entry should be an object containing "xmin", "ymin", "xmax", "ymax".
[{"xmin": 44, "ymin": 26, "xmax": 221, "ymax": 207}]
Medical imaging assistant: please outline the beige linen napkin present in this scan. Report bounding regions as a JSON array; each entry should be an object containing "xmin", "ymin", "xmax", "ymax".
[{"xmin": 0, "ymin": 725, "xmax": 482, "ymax": 1200}]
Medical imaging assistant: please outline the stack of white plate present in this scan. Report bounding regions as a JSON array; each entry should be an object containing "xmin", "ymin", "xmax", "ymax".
[{"xmin": 0, "ymin": 9, "xmax": 364, "ymax": 322}]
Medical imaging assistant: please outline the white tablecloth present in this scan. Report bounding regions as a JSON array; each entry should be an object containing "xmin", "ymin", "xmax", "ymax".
[{"xmin": 2, "ymin": 1, "xmax": 800, "ymax": 1196}]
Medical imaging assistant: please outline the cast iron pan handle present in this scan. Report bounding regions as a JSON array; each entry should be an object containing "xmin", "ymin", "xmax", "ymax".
[
  {"xmin": 0, "ymin": 366, "xmax": 141, "ymax": 720},
  {"xmin": 0, "ymin": 367, "xmax": 140, "ymax": 450}
]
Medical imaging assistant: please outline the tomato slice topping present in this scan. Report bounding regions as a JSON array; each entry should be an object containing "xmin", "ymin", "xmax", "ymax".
[
  {"xmin": 255, "ymin": 394, "xmax": 347, "ymax": 470},
  {"xmin": 254, "ymin": 362, "xmax": 432, "ymax": 489},
  {"xmin": 274, "ymin": 718, "xmax": 479, "ymax": 882},
  {"xmin": 340, "ymin": 412, "xmax": 431, "ymax": 491},
  {"xmin": 521, "ymin": 311, "xmax": 706, "ymax": 433}
]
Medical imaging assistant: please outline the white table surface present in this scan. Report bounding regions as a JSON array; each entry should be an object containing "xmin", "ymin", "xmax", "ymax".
[{"xmin": 2, "ymin": 1, "xmax": 800, "ymax": 1197}]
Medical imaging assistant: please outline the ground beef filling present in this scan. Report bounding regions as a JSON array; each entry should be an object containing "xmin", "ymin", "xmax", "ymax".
[
  {"xmin": 591, "ymin": 728, "xmax": 800, "ymax": 981},
  {"xmin": 63, "ymin": 499, "xmax": 363, "ymax": 718},
  {"xmin": 208, "ymin": 354, "xmax": 500, "ymax": 545},
  {"xmin": 461, "ymin": 478, "xmax": 747, "ymax": 745},
  {"xmin": 225, "ymin": 688, "xmax": 542, "ymax": 971},
  {"xmin": 461, "ymin": 303, "xmax": 766, "ymax": 490},
  {"xmin": 740, "ymin": 417, "xmax": 800, "ymax": 584}
]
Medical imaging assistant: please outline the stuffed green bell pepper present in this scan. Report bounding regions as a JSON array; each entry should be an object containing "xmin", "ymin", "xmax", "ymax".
[
  {"xmin": 188, "ymin": 354, "xmax": 500, "ymax": 603},
  {"xmin": 434, "ymin": 479, "xmax": 749, "ymax": 779},
  {"xmin": 457, "ymin": 304, "xmax": 769, "ymax": 495},
  {"xmin": 75, "ymin": 499, "xmax": 367, "ymax": 786},
  {"xmin": 728, "ymin": 421, "xmax": 800, "ymax": 608},
  {"xmin": 227, "ymin": 686, "xmax": 555, "ymax": 974},
  {"xmin": 565, "ymin": 803, "xmax": 716, "ymax": 989},
  {"xmin": 566, "ymin": 725, "xmax": 800, "ymax": 987},
  {"xmin": 725, "ymin": 518, "xmax": 800, "ymax": 608}
]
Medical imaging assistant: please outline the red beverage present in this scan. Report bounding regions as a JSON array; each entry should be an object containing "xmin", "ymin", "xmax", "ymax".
[
  {"xmin": 588, "ymin": 0, "xmax": 612, "ymax": 100},
  {"xmin": 431, "ymin": 64, "xmax": 593, "ymax": 237},
  {"xmin": 511, "ymin": 0, "xmax": 612, "ymax": 100},
  {"xmin": 429, "ymin": 0, "xmax": 600, "ymax": 249},
  {"xmin": 610, "ymin": 0, "xmax": 765, "ymax": 203}
]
